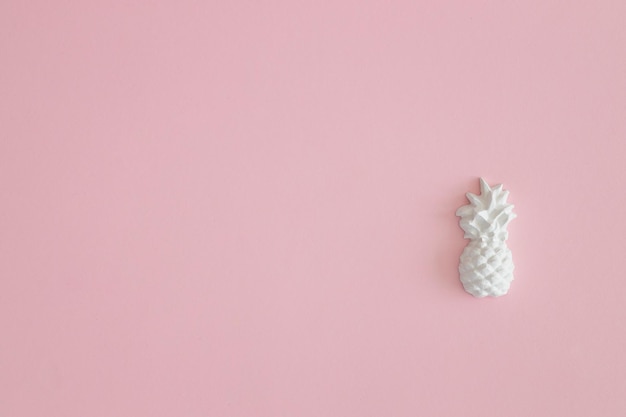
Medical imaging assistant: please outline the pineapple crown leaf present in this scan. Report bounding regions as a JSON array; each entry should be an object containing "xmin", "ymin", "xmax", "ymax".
[{"xmin": 456, "ymin": 177, "xmax": 516, "ymax": 240}]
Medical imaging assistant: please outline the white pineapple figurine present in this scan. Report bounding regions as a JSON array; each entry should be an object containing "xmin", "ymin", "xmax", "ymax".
[{"xmin": 456, "ymin": 178, "xmax": 516, "ymax": 297}]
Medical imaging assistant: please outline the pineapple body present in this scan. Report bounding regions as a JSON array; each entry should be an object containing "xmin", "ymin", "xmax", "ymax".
[
  {"xmin": 459, "ymin": 239, "xmax": 513, "ymax": 298},
  {"xmin": 456, "ymin": 178, "xmax": 516, "ymax": 298}
]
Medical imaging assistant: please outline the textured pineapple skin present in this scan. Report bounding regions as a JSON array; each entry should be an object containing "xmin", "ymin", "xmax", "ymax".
[{"xmin": 459, "ymin": 239, "xmax": 514, "ymax": 297}]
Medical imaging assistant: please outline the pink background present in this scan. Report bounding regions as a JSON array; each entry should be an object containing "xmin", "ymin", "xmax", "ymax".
[{"xmin": 2, "ymin": 1, "xmax": 626, "ymax": 416}]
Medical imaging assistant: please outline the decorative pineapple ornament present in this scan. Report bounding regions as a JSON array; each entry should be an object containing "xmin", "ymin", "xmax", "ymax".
[{"xmin": 456, "ymin": 178, "xmax": 516, "ymax": 297}]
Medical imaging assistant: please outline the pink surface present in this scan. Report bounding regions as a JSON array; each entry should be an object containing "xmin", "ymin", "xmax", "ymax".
[{"xmin": 1, "ymin": 1, "xmax": 626, "ymax": 416}]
